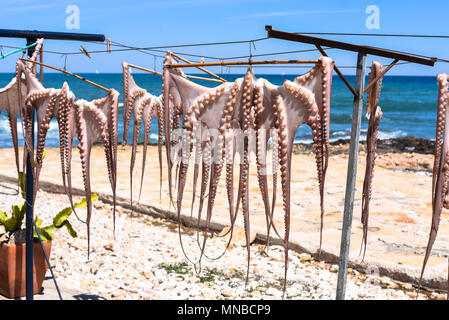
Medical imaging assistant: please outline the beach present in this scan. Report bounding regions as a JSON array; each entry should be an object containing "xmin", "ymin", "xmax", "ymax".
[{"xmin": 0, "ymin": 137, "xmax": 447, "ymax": 299}]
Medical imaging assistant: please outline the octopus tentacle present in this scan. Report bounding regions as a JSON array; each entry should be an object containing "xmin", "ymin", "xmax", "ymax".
[
  {"xmin": 419, "ymin": 74, "xmax": 449, "ymax": 296},
  {"xmin": 57, "ymin": 83, "xmax": 69, "ymax": 191},
  {"xmin": 196, "ymin": 140, "xmax": 211, "ymax": 244},
  {"xmin": 138, "ymin": 100, "xmax": 154, "ymax": 202},
  {"xmin": 190, "ymin": 122, "xmax": 202, "ymax": 217},
  {"xmin": 270, "ymin": 128, "xmax": 279, "ymax": 239},
  {"xmin": 156, "ymin": 101, "xmax": 164, "ymax": 204},
  {"xmin": 33, "ymin": 90, "xmax": 59, "ymax": 202},
  {"xmin": 1, "ymin": 75, "xmax": 27, "ymax": 189},
  {"xmin": 129, "ymin": 95, "xmax": 152, "ymax": 214},
  {"xmin": 360, "ymin": 61, "xmax": 384, "ymax": 257},
  {"xmin": 273, "ymin": 90, "xmax": 292, "ymax": 296},
  {"xmin": 74, "ymin": 101, "xmax": 93, "ymax": 257},
  {"xmin": 173, "ymin": 84, "xmax": 227, "ymax": 266},
  {"xmin": 284, "ymin": 80, "xmax": 325, "ymax": 250},
  {"xmin": 195, "ymin": 82, "xmax": 238, "ymax": 261},
  {"xmin": 254, "ymin": 86, "xmax": 274, "ymax": 248},
  {"xmin": 122, "ymin": 62, "xmax": 130, "ymax": 145},
  {"xmin": 262, "ymin": 94, "xmax": 287, "ymax": 242},
  {"xmin": 162, "ymin": 58, "xmax": 175, "ymax": 207},
  {"xmin": 63, "ymin": 99, "xmax": 86, "ymax": 223},
  {"xmin": 235, "ymin": 69, "xmax": 255, "ymax": 285},
  {"xmin": 361, "ymin": 107, "xmax": 382, "ymax": 258},
  {"xmin": 123, "ymin": 87, "xmax": 145, "ymax": 146}
]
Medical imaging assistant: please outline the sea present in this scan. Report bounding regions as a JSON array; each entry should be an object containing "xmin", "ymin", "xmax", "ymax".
[{"xmin": 0, "ymin": 73, "xmax": 440, "ymax": 148}]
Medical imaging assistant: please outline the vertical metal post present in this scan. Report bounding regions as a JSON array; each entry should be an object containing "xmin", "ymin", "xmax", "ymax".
[
  {"xmin": 25, "ymin": 37, "xmax": 37, "ymax": 300},
  {"xmin": 336, "ymin": 52, "xmax": 367, "ymax": 300}
]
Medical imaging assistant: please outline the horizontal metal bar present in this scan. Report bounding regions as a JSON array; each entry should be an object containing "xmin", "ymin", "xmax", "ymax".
[
  {"xmin": 185, "ymin": 74, "xmax": 224, "ymax": 83},
  {"xmin": 128, "ymin": 63, "xmax": 223, "ymax": 83},
  {"xmin": 127, "ymin": 63, "xmax": 163, "ymax": 76},
  {"xmin": 168, "ymin": 59, "xmax": 318, "ymax": 68},
  {"xmin": 265, "ymin": 26, "xmax": 436, "ymax": 67},
  {"xmin": 0, "ymin": 29, "xmax": 105, "ymax": 42},
  {"xmin": 169, "ymin": 52, "xmax": 226, "ymax": 82},
  {"xmin": 21, "ymin": 58, "xmax": 110, "ymax": 92}
]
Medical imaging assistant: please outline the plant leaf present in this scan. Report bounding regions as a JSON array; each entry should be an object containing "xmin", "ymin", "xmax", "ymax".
[
  {"xmin": 0, "ymin": 210, "xmax": 7, "ymax": 224},
  {"xmin": 18, "ymin": 171, "xmax": 26, "ymax": 199},
  {"xmin": 35, "ymin": 216, "xmax": 43, "ymax": 229},
  {"xmin": 63, "ymin": 220, "xmax": 78, "ymax": 238},
  {"xmin": 11, "ymin": 203, "xmax": 26, "ymax": 230},
  {"xmin": 73, "ymin": 193, "xmax": 99, "ymax": 209},
  {"xmin": 34, "ymin": 227, "xmax": 53, "ymax": 242},
  {"xmin": 3, "ymin": 218, "xmax": 17, "ymax": 232},
  {"xmin": 53, "ymin": 207, "xmax": 72, "ymax": 228},
  {"xmin": 39, "ymin": 225, "xmax": 56, "ymax": 241}
]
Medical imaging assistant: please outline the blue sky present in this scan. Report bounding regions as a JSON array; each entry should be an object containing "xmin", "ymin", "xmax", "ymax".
[{"xmin": 0, "ymin": 0, "xmax": 448, "ymax": 75}]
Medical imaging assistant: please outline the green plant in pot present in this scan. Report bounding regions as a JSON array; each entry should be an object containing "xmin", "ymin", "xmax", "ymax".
[{"xmin": 0, "ymin": 166, "xmax": 98, "ymax": 298}]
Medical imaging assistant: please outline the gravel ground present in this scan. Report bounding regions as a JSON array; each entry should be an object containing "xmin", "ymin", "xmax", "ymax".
[{"xmin": 0, "ymin": 182, "xmax": 446, "ymax": 300}]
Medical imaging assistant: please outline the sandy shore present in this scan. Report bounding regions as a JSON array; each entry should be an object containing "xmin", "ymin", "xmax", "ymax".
[{"xmin": 0, "ymin": 137, "xmax": 448, "ymax": 296}]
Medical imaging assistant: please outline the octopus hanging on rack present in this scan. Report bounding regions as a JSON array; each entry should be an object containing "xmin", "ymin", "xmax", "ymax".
[
  {"xmin": 0, "ymin": 39, "xmax": 43, "ymax": 187},
  {"xmin": 16, "ymin": 50, "xmax": 119, "ymax": 258},
  {"xmin": 122, "ymin": 62, "xmax": 164, "ymax": 207},
  {"xmin": 360, "ymin": 60, "xmax": 384, "ymax": 258},
  {"xmin": 162, "ymin": 52, "xmax": 334, "ymax": 294},
  {"xmin": 163, "ymin": 51, "xmax": 244, "ymax": 269},
  {"xmin": 66, "ymin": 90, "xmax": 119, "ymax": 256},
  {"xmin": 419, "ymin": 73, "xmax": 449, "ymax": 298},
  {"xmin": 248, "ymin": 56, "xmax": 333, "ymax": 292}
]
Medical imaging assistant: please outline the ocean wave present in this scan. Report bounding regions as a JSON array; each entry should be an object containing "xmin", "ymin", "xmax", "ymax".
[
  {"xmin": 0, "ymin": 116, "xmax": 60, "ymax": 136},
  {"xmin": 293, "ymin": 129, "xmax": 407, "ymax": 144}
]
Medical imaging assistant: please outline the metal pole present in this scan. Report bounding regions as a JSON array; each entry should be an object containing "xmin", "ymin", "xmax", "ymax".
[
  {"xmin": 336, "ymin": 52, "xmax": 367, "ymax": 300},
  {"xmin": 25, "ymin": 37, "xmax": 37, "ymax": 300}
]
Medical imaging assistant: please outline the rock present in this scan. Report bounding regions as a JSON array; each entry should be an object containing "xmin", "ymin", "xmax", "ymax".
[
  {"xmin": 251, "ymin": 290, "xmax": 262, "ymax": 298},
  {"xmin": 330, "ymin": 265, "xmax": 338, "ymax": 273},
  {"xmin": 104, "ymin": 243, "xmax": 114, "ymax": 252},
  {"xmin": 222, "ymin": 288, "xmax": 233, "ymax": 297},
  {"xmin": 387, "ymin": 283, "xmax": 400, "ymax": 290},
  {"xmin": 401, "ymin": 283, "xmax": 413, "ymax": 291},
  {"xmin": 81, "ymin": 278, "xmax": 91, "ymax": 290},
  {"xmin": 299, "ymin": 254, "xmax": 312, "ymax": 262},
  {"xmin": 265, "ymin": 287, "xmax": 283, "ymax": 297},
  {"xmin": 111, "ymin": 289, "xmax": 127, "ymax": 299},
  {"xmin": 202, "ymin": 289, "xmax": 215, "ymax": 299},
  {"xmin": 269, "ymin": 252, "xmax": 283, "ymax": 262},
  {"xmin": 436, "ymin": 293, "xmax": 447, "ymax": 300}
]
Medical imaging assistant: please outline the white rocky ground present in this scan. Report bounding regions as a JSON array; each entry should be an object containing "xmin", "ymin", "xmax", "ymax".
[{"xmin": 0, "ymin": 182, "xmax": 445, "ymax": 300}]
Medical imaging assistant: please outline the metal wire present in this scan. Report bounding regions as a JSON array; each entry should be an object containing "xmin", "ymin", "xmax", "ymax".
[
  {"xmin": 33, "ymin": 218, "xmax": 63, "ymax": 300},
  {"xmin": 295, "ymin": 31, "xmax": 449, "ymax": 38}
]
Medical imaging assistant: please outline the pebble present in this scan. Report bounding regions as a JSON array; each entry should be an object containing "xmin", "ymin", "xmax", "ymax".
[
  {"xmin": 401, "ymin": 283, "xmax": 413, "ymax": 290},
  {"xmin": 265, "ymin": 287, "xmax": 283, "ymax": 297},
  {"xmin": 0, "ymin": 183, "xmax": 439, "ymax": 300},
  {"xmin": 221, "ymin": 288, "xmax": 233, "ymax": 297},
  {"xmin": 387, "ymin": 283, "xmax": 400, "ymax": 289},
  {"xmin": 299, "ymin": 254, "xmax": 312, "ymax": 262}
]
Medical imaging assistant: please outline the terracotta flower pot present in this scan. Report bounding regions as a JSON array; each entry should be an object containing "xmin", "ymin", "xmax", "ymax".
[{"xmin": 0, "ymin": 241, "xmax": 51, "ymax": 299}]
